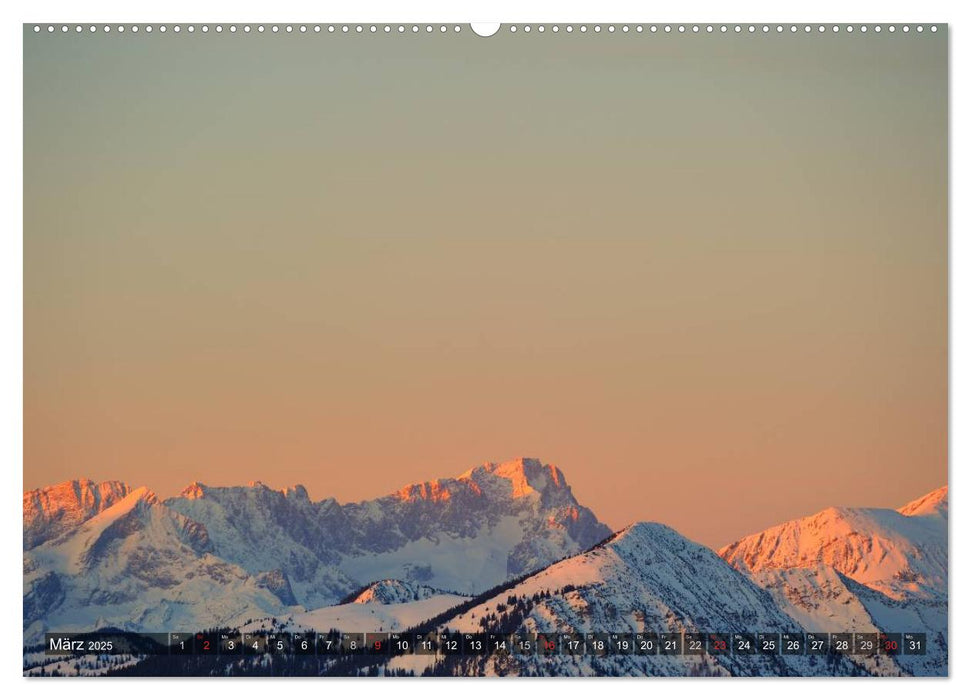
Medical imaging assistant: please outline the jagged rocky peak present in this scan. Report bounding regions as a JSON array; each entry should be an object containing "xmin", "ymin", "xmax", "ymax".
[
  {"xmin": 460, "ymin": 457, "xmax": 570, "ymax": 498},
  {"xmin": 180, "ymin": 481, "xmax": 207, "ymax": 500},
  {"xmin": 26, "ymin": 457, "xmax": 612, "ymax": 617},
  {"xmin": 376, "ymin": 459, "xmax": 610, "ymax": 591},
  {"xmin": 392, "ymin": 457, "xmax": 570, "ymax": 503},
  {"xmin": 24, "ymin": 478, "xmax": 135, "ymax": 549},
  {"xmin": 179, "ymin": 479, "xmax": 308, "ymax": 501},
  {"xmin": 898, "ymin": 485, "xmax": 948, "ymax": 518},
  {"xmin": 394, "ymin": 479, "xmax": 455, "ymax": 502},
  {"xmin": 24, "ymin": 478, "xmax": 133, "ymax": 515},
  {"xmin": 282, "ymin": 484, "xmax": 309, "ymax": 500}
]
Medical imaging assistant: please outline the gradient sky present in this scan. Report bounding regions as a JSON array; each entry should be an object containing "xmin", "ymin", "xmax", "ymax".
[{"xmin": 24, "ymin": 26, "xmax": 947, "ymax": 547}]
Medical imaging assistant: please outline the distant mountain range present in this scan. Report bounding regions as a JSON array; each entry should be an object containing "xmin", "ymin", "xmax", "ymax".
[
  {"xmin": 22, "ymin": 459, "xmax": 947, "ymax": 676},
  {"xmin": 23, "ymin": 458, "xmax": 610, "ymax": 643}
]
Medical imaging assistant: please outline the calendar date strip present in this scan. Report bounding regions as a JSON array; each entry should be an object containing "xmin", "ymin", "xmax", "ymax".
[{"xmin": 44, "ymin": 631, "xmax": 927, "ymax": 657}]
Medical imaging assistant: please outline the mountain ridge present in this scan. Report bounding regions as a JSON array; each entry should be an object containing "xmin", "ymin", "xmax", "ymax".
[
  {"xmin": 23, "ymin": 458, "xmax": 613, "ymax": 641},
  {"xmin": 23, "ymin": 473, "xmax": 948, "ymax": 675},
  {"xmin": 718, "ymin": 485, "xmax": 947, "ymax": 601}
]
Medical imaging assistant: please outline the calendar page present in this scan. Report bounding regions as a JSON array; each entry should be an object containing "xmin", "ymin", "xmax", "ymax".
[{"xmin": 22, "ymin": 22, "xmax": 947, "ymax": 678}]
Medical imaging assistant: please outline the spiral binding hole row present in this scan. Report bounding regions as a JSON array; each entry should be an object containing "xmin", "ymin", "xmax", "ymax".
[{"xmin": 31, "ymin": 24, "xmax": 940, "ymax": 36}]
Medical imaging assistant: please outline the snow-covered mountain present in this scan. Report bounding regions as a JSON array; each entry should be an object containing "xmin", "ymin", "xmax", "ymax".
[
  {"xmin": 427, "ymin": 522, "xmax": 868, "ymax": 676},
  {"xmin": 23, "ymin": 487, "xmax": 292, "ymax": 645},
  {"xmin": 719, "ymin": 487, "xmax": 947, "ymax": 601},
  {"xmin": 23, "ymin": 458, "xmax": 611, "ymax": 642},
  {"xmin": 163, "ymin": 458, "xmax": 612, "ymax": 604},
  {"xmin": 23, "ymin": 472, "xmax": 947, "ymax": 677},
  {"xmin": 719, "ymin": 487, "xmax": 948, "ymax": 676}
]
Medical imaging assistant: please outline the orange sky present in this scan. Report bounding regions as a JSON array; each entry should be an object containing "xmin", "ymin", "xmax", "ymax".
[{"xmin": 23, "ymin": 27, "xmax": 947, "ymax": 547}]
